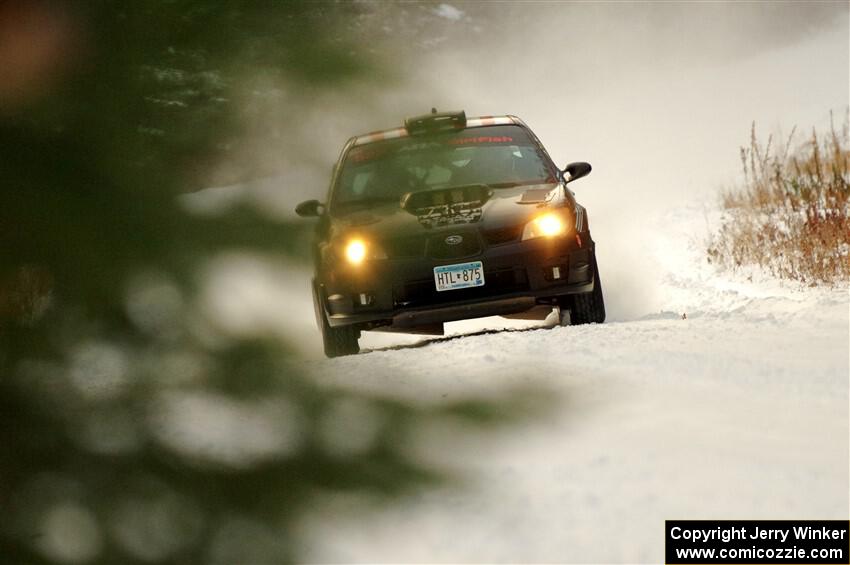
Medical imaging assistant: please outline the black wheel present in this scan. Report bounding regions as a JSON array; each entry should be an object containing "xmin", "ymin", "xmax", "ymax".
[
  {"xmin": 313, "ymin": 280, "xmax": 360, "ymax": 357},
  {"xmin": 566, "ymin": 253, "xmax": 606, "ymax": 325},
  {"xmin": 320, "ymin": 314, "xmax": 360, "ymax": 358}
]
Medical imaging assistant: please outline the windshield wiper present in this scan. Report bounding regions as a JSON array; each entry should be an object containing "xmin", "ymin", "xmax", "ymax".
[
  {"xmin": 332, "ymin": 196, "xmax": 400, "ymax": 212},
  {"xmin": 474, "ymin": 180, "xmax": 553, "ymax": 189}
]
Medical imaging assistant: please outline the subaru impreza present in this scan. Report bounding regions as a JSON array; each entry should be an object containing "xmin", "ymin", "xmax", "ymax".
[{"xmin": 296, "ymin": 110, "xmax": 605, "ymax": 357}]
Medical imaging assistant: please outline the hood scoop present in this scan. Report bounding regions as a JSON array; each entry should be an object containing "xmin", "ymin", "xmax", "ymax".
[{"xmin": 401, "ymin": 184, "xmax": 492, "ymax": 229}]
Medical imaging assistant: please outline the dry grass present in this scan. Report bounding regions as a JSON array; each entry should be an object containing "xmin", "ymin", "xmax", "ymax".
[{"xmin": 707, "ymin": 110, "xmax": 850, "ymax": 286}]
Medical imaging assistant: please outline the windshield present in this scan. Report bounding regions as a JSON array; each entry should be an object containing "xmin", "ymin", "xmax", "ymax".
[{"xmin": 332, "ymin": 124, "xmax": 557, "ymax": 212}]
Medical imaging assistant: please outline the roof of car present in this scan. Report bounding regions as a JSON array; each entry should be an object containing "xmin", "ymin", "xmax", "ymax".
[{"xmin": 352, "ymin": 115, "xmax": 519, "ymax": 146}]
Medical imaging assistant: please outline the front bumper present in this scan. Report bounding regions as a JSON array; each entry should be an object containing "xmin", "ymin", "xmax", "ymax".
[{"xmin": 319, "ymin": 233, "xmax": 595, "ymax": 329}]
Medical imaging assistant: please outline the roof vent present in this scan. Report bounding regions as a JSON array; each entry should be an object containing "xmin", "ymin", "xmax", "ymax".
[{"xmin": 405, "ymin": 110, "xmax": 466, "ymax": 134}]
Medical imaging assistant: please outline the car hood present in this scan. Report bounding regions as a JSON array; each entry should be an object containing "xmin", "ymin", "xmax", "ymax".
[{"xmin": 329, "ymin": 183, "xmax": 565, "ymax": 240}]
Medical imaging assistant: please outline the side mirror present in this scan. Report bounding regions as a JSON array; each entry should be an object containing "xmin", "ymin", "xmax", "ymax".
[
  {"xmin": 562, "ymin": 162, "xmax": 592, "ymax": 184},
  {"xmin": 295, "ymin": 199, "xmax": 324, "ymax": 217}
]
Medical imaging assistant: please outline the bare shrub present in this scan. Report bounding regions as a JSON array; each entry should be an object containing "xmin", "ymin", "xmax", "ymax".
[{"xmin": 707, "ymin": 110, "xmax": 850, "ymax": 285}]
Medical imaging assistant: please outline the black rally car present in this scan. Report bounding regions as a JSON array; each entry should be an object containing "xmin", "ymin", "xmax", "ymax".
[{"xmin": 296, "ymin": 111, "xmax": 605, "ymax": 357}]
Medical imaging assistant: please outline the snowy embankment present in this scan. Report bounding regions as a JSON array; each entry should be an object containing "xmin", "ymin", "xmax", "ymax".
[{"xmin": 291, "ymin": 204, "xmax": 848, "ymax": 563}]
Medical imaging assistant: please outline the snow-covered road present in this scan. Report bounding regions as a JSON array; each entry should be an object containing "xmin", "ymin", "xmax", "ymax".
[
  {"xmin": 182, "ymin": 8, "xmax": 850, "ymax": 560},
  {"xmin": 284, "ymin": 205, "xmax": 849, "ymax": 563}
]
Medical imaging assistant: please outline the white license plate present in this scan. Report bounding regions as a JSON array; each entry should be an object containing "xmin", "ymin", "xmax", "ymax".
[{"xmin": 433, "ymin": 261, "xmax": 485, "ymax": 292}]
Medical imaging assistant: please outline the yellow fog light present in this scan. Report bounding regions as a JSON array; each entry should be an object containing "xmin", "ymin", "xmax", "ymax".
[
  {"xmin": 536, "ymin": 214, "xmax": 564, "ymax": 236},
  {"xmin": 345, "ymin": 239, "xmax": 367, "ymax": 265},
  {"xmin": 522, "ymin": 212, "xmax": 567, "ymax": 240}
]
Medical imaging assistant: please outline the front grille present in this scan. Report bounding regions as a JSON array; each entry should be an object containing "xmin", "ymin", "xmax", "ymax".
[
  {"xmin": 483, "ymin": 224, "xmax": 523, "ymax": 245},
  {"xmin": 383, "ymin": 223, "xmax": 520, "ymax": 259},
  {"xmin": 426, "ymin": 231, "xmax": 482, "ymax": 260},
  {"xmin": 395, "ymin": 267, "xmax": 529, "ymax": 308},
  {"xmin": 384, "ymin": 235, "xmax": 426, "ymax": 258}
]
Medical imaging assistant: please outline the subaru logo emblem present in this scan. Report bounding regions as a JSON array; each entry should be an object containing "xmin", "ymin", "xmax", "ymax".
[{"xmin": 445, "ymin": 235, "xmax": 463, "ymax": 245}]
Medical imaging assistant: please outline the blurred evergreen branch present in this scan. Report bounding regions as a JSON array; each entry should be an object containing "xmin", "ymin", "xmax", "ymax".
[{"xmin": 0, "ymin": 2, "xmax": 540, "ymax": 562}]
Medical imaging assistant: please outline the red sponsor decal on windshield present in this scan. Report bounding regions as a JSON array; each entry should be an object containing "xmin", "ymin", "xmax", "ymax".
[
  {"xmin": 447, "ymin": 136, "xmax": 513, "ymax": 145},
  {"xmin": 349, "ymin": 146, "xmax": 388, "ymax": 163}
]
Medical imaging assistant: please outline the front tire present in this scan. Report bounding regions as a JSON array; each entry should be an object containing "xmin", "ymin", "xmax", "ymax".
[
  {"xmin": 565, "ymin": 254, "xmax": 606, "ymax": 325},
  {"xmin": 313, "ymin": 280, "xmax": 360, "ymax": 357},
  {"xmin": 320, "ymin": 313, "xmax": 360, "ymax": 358}
]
